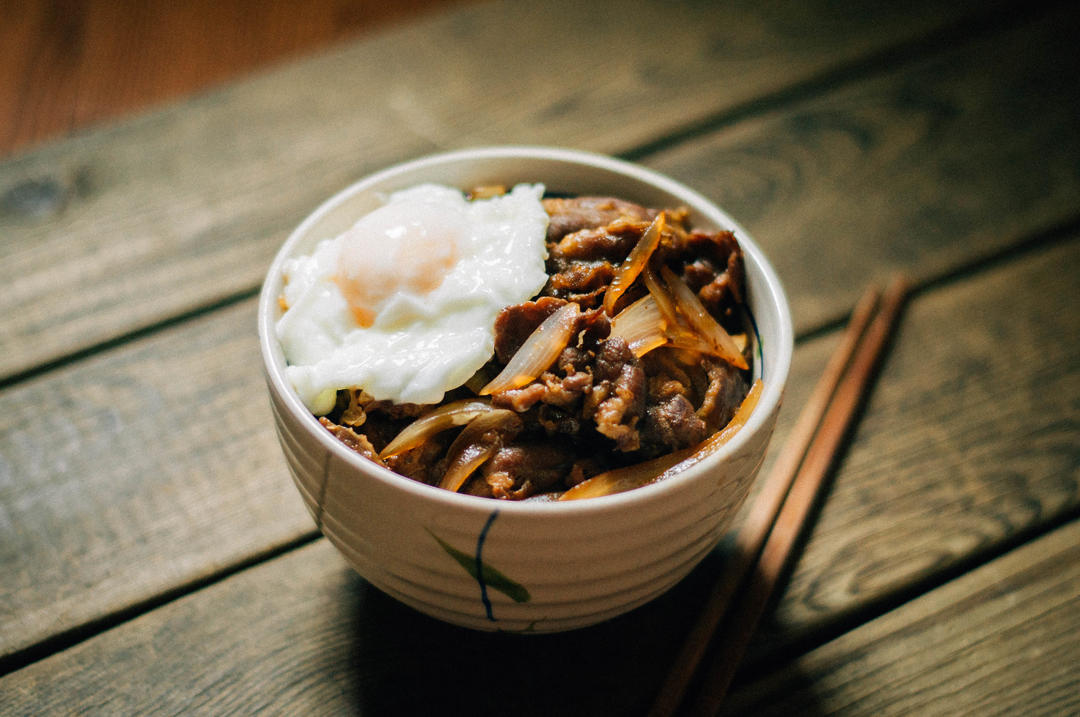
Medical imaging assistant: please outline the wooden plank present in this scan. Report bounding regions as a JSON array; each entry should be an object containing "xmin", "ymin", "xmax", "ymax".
[
  {"xmin": 647, "ymin": 1, "xmax": 1080, "ymax": 332},
  {"xmin": 3, "ymin": 7, "xmax": 1079, "ymax": 663},
  {"xmin": 0, "ymin": 539, "xmax": 839, "ymax": 716},
  {"xmin": 0, "ymin": 301, "xmax": 313, "ymax": 661},
  {"xmin": 5, "ymin": 523, "xmax": 1076, "ymax": 715},
  {"xmin": 1, "ymin": 236, "xmax": 1075, "ymax": 695},
  {"xmin": 0, "ymin": 289, "xmax": 835, "ymax": 666},
  {"xmin": 745, "ymin": 238, "xmax": 1080, "ymax": 662},
  {"xmin": 721, "ymin": 519, "xmax": 1080, "ymax": 716},
  {"xmin": 0, "ymin": 0, "xmax": 471, "ymax": 157},
  {"xmin": 0, "ymin": 0, "xmax": 1012, "ymax": 381},
  {"xmin": 0, "ymin": 288, "xmax": 845, "ymax": 665},
  {"xmin": 1, "ymin": 242, "xmax": 1075, "ymax": 712}
]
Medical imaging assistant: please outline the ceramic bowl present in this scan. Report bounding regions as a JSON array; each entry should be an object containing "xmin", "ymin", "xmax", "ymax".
[{"xmin": 258, "ymin": 146, "xmax": 792, "ymax": 632}]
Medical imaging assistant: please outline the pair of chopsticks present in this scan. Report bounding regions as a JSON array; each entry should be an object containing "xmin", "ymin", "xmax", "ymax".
[{"xmin": 649, "ymin": 276, "xmax": 911, "ymax": 717}]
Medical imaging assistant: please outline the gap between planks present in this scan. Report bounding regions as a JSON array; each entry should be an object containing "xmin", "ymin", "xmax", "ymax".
[{"xmin": 0, "ymin": 531, "xmax": 320, "ymax": 678}]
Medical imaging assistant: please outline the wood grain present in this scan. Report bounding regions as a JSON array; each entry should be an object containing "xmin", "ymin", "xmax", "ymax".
[
  {"xmin": 721, "ymin": 519, "xmax": 1080, "ymax": 716},
  {"xmin": 0, "ymin": 301, "xmax": 313, "ymax": 661},
  {"xmin": 6, "ymin": 539, "xmax": 782, "ymax": 716},
  {"xmin": 647, "ymin": 2, "xmax": 1080, "ymax": 333},
  {"xmin": 3, "ymin": 6, "xmax": 1079, "ymax": 665},
  {"xmin": 0, "ymin": 0, "xmax": 470, "ymax": 158},
  {"xmin": 745, "ymin": 238, "xmax": 1080, "ymax": 665},
  {"xmin": 0, "ymin": 0, "xmax": 1012, "ymax": 381},
  {"xmin": 1, "ymin": 242, "xmax": 1076, "ymax": 713}
]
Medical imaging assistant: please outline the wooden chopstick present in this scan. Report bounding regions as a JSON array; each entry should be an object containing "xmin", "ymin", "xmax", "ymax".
[
  {"xmin": 647, "ymin": 283, "xmax": 883, "ymax": 717},
  {"xmin": 687, "ymin": 275, "xmax": 910, "ymax": 715},
  {"xmin": 649, "ymin": 276, "xmax": 910, "ymax": 717}
]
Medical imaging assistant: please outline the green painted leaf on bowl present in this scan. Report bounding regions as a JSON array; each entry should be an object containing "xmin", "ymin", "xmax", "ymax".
[{"xmin": 427, "ymin": 529, "xmax": 531, "ymax": 604}]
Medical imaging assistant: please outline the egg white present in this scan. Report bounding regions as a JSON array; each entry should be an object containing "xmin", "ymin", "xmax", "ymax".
[{"xmin": 276, "ymin": 183, "xmax": 550, "ymax": 414}]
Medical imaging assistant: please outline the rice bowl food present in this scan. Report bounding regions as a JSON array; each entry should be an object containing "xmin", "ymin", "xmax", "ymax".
[
  {"xmin": 277, "ymin": 180, "xmax": 758, "ymax": 501},
  {"xmin": 259, "ymin": 147, "xmax": 792, "ymax": 631}
]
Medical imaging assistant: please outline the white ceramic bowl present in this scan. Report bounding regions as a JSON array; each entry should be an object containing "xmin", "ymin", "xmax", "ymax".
[{"xmin": 258, "ymin": 146, "xmax": 792, "ymax": 632}]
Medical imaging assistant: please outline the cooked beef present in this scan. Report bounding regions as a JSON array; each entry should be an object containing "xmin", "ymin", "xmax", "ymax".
[
  {"xmin": 543, "ymin": 223, "xmax": 642, "ymax": 309},
  {"xmin": 540, "ymin": 363, "xmax": 592, "ymax": 408},
  {"xmin": 543, "ymin": 207, "xmax": 743, "ymax": 322},
  {"xmin": 385, "ymin": 437, "xmax": 450, "ymax": 486},
  {"xmin": 317, "ymin": 193, "xmax": 752, "ymax": 499},
  {"xmin": 697, "ymin": 357, "xmax": 750, "ymax": 431},
  {"xmin": 493, "ymin": 300, "xmax": 610, "ymax": 364},
  {"xmin": 320, "ymin": 418, "xmax": 381, "ymax": 463},
  {"xmin": 365, "ymin": 401, "xmax": 428, "ymax": 420},
  {"xmin": 465, "ymin": 442, "xmax": 575, "ymax": 500},
  {"xmin": 542, "ymin": 196, "xmax": 656, "ymax": 242},
  {"xmin": 575, "ymin": 309, "xmax": 612, "ymax": 352},
  {"xmin": 345, "ymin": 411, "xmax": 406, "ymax": 455},
  {"xmin": 491, "ymin": 383, "xmax": 547, "ymax": 412},
  {"xmin": 584, "ymin": 337, "xmax": 646, "ymax": 452},
  {"xmin": 643, "ymin": 349, "xmax": 704, "ymax": 404},
  {"xmin": 549, "ymin": 221, "xmax": 646, "ymax": 264},
  {"xmin": 672, "ymin": 230, "xmax": 745, "ymax": 325},
  {"xmin": 546, "ymin": 262, "xmax": 615, "ymax": 306},
  {"xmin": 493, "ymin": 297, "xmax": 567, "ymax": 363},
  {"xmin": 641, "ymin": 394, "xmax": 708, "ymax": 455},
  {"xmin": 534, "ymin": 404, "xmax": 586, "ymax": 438},
  {"xmin": 490, "ymin": 347, "xmax": 594, "ymax": 414}
]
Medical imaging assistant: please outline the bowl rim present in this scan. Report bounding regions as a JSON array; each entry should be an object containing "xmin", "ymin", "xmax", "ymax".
[{"xmin": 258, "ymin": 145, "xmax": 793, "ymax": 518}]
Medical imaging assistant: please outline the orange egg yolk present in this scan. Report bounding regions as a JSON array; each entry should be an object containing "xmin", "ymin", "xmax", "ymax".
[{"xmin": 333, "ymin": 201, "xmax": 463, "ymax": 327}]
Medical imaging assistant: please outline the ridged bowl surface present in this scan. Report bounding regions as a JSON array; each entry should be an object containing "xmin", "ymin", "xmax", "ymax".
[{"xmin": 258, "ymin": 146, "xmax": 792, "ymax": 632}]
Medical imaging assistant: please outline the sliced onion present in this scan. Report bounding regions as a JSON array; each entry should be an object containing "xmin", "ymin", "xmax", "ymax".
[
  {"xmin": 558, "ymin": 449, "xmax": 691, "ymax": 501},
  {"xmin": 379, "ymin": 398, "xmax": 493, "ymax": 459},
  {"xmin": 665, "ymin": 326, "xmax": 717, "ymax": 355},
  {"xmin": 603, "ymin": 213, "xmax": 665, "ymax": 316},
  {"xmin": 609, "ymin": 294, "xmax": 669, "ymax": 357},
  {"xmin": 646, "ymin": 264, "xmax": 750, "ymax": 361},
  {"xmin": 439, "ymin": 445, "xmax": 494, "ymax": 493},
  {"xmin": 559, "ymin": 379, "xmax": 763, "ymax": 500},
  {"xmin": 661, "ymin": 266, "xmax": 748, "ymax": 370},
  {"xmin": 480, "ymin": 302, "xmax": 581, "ymax": 395},
  {"xmin": 645, "ymin": 265, "xmax": 717, "ymax": 355},
  {"xmin": 628, "ymin": 334, "xmax": 668, "ymax": 359},
  {"xmin": 643, "ymin": 265, "xmax": 679, "ymax": 326},
  {"xmin": 438, "ymin": 409, "xmax": 518, "ymax": 492}
]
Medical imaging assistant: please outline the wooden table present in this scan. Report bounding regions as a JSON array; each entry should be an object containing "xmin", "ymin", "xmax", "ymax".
[{"xmin": 2, "ymin": 1, "xmax": 1077, "ymax": 713}]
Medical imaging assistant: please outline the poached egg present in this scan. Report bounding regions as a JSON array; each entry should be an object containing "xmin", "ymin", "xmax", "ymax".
[{"xmin": 276, "ymin": 183, "xmax": 549, "ymax": 414}]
